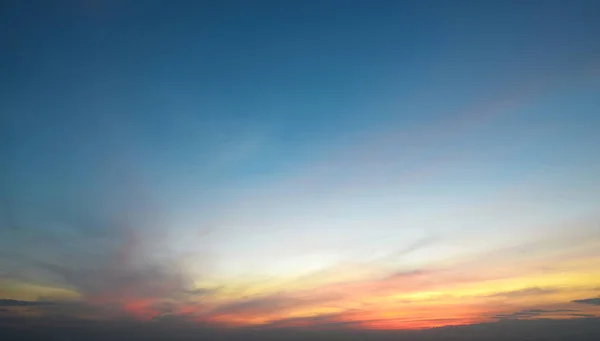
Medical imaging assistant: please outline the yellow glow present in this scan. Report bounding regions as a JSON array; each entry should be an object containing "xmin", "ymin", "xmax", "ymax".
[{"xmin": 0, "ymin": 279, "xmax": 80, "ymax": 301}]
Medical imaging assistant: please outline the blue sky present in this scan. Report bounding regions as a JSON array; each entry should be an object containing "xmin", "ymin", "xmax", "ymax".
[{"xmin": 1, "ymin": 0, "xmax": 600, "ymax": 329}]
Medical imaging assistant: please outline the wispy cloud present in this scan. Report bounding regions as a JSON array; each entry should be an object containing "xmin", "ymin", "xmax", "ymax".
[
  {"xmin": 493, "ymin": 308, "xmax": 579, "ymax": 320},
  {"xmin": 485, "ymin": 287, "xmax": 559, "ymax": 298},
  {"xmin": 0, "ymin": 161, "xmax": 213, "ymax": 321},
  {"xmin": 209, "ymin": 292, "xmax": 339, "ymax": 319},
  {"xmin": 573, "ymin": 298, "xmax": 600, "ymax": 306},
  {"xmin": 0, "ymin": 299, "xmax": 57, "ymax": 307}
]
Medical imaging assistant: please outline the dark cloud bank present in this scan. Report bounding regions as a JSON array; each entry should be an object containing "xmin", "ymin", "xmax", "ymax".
[
  {"xmin": 573, "ymin": 298, "xmax": 600, "ymax": 306},
  {"xmin": 1, "ymin": 316, "xmax": 600, "ymax": 341}
]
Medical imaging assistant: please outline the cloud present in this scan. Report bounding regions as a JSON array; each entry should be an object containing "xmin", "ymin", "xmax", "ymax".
[
  {"xmin": 0, "ymin": 298, "xmax": 106, "ymax": 323},
  {"xmin": 198, "ymin": 268, "xmax": 434, "ymax": 324},
  {"xmin": 2, "ymin": 315, "xmax": 600, "ymax": 341},
  {"xmin": 185, "ymin": 288, "xmax": 219, "ymax": 297},
  {"xmin": 493, "ymin": 308, "xmax": 578, "ymax": 320},
  {"xmin": 257, "ymin": 308, "xmax": 484, "ymax": 331},
  {"xmin": 258, "ymin": 311, "xmax": 359, "ymax": 329},
  {"xmin": 209, "ymin": 291, "xmax": 340, "ymax": 318},
  {"xmin": 0, "ymin": 299, "xmax": 57, "ymax": 307},
  {"xmin": 0, "ymin": 160, "xmax": 211, "ymax": 322},
  {"xmin": 29, "ymin": 226, "xmax": 196, "ymax": 319},
  {"xmin": 569, "ymin": 313, "xmax": 597, "ymax": 318},
  {"xmin": 485, "ymin": 287, "xmax": 558, "ymax": 298},
  {"xmin": 572, "ymin": 298, "xmax": 600, "ymax": 306}
]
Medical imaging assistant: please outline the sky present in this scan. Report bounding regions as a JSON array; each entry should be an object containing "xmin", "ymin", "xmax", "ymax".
[{"xmin": 1, "ymin": 0, "xmax": 600, "ymax": 335}]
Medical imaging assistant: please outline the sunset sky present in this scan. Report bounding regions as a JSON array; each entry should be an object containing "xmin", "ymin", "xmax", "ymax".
[{"xmin": 1, "ymin": 0, "xmax": 600, "ymax": 333}]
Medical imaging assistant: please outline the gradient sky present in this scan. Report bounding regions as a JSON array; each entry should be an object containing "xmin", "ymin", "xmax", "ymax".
[{"xmin": 1, "ymin": 0, "xmax": 600, "ymax": 332}]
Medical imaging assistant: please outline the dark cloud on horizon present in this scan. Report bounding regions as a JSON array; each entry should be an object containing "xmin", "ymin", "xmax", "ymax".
[
  {"xmin": 570, "ymin": 313, "xmax": 598, "ymax": 318},
  {"xmin": 493, "ymin": 308, "xmax": 580, "ymax": 320},
  {"xmin": 0, "ymin": 299, "xmax": 57, "ymax": 307},
  {"xmin": 2, "ymin": 315, "xmax": 600, "ymax": 341},
  {"xmin": 572, "ymin": 298, "xmax": 600, "ymax": 306}
]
